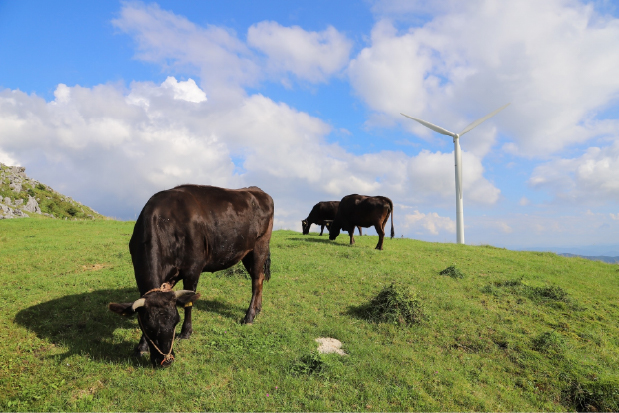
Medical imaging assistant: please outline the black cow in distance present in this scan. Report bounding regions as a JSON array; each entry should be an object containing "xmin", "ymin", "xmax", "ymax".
[
  {"xmin": 302, "ymin": 201, "xmax": 362, "ymax": 236},
  {"xmin": 329, "ymin": 194, "xmax": 394, "ymax": 250}
]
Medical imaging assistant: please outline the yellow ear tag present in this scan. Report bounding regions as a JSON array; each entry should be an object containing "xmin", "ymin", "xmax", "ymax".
[{"xmin": 184, "ymin": 302, "xmax": 193, "ymax": 308}]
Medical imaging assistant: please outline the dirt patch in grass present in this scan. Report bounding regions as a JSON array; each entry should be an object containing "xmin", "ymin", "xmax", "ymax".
[
  {"xmin": 81, "ymin": 264, "xmax": 108, "ymax": 271},
  {"xmin": 70, "ymin": 380, "xmax": 104, "ymax": 402}
]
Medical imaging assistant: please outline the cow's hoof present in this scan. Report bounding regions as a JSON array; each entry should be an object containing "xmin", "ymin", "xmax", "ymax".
[
  {"xmin": 132, "ymin": 349, "xmax": 148, "ymax": 358},
  {"xmin": 177, "ymin": 331, "xmax": 192, "ymax": 340}
]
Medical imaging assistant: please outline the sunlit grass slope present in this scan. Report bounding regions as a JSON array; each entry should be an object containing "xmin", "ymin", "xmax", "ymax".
[{"xmin": 1, "ymin": 219, "xmax": 618, "ymax": 411}]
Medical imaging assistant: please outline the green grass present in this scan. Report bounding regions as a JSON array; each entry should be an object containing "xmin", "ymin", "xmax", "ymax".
[{"xmin": 1, "ymin": 219, "xmax": 619, "ymax": 411}]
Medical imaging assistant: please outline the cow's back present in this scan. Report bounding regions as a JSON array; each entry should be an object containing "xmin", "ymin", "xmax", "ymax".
[
  {"xmin": 335, "ymin": 194, "xmax": 390, "ymax": 229},
  {"xmin": 308, "ymin": 201, "xmax": 340, "ymax": 222},
  {"xmin": 334, "ymin": 194, "xmax": 361, "ymax": 230},
  {"xmin": 130, "ymin": 185, "xmax": 274, "ymax": 293}
]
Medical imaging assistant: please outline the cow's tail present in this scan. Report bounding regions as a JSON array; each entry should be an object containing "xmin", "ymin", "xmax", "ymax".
[
  {"xmin": 263, "ymin": 250, "xmax": 271, "ymax": 281},
  {"xmin": 388, "ymin": 198, "xmax": 395, "ymax": 239}
]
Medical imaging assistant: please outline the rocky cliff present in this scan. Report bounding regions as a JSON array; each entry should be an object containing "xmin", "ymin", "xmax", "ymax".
[{"xmin": 0, "ymin": 163, "xmax": 107, "ymax": 220}]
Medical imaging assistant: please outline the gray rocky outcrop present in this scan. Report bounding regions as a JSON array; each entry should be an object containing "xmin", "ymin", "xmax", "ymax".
[
  {"xmin": 0, "ymin": 162, "xmax": 101, "ymax": 220},
  {"xmin": 0, "ymin": 203, "xmax": 28, "ymax": 219},
  {"xmin": 0, "ymin": 164, "xmax": 42, "ymax": 219},
  {"xmin": 22, "ymin": 196, "xmax": 42, "ymax": 214},
  {"xmin": 0, "ymin": 203, "xmax": 10, "ymax": 216}
]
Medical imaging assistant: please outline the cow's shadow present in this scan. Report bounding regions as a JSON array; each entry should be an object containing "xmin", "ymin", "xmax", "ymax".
[
  {"xmin": 290, "ymin": 236, "xmax": 368, "ymax": 247},
  {"xmin": 13, "ymin": 288, "xmax": 242, "ymax": 365},
  {"xmin": 289, "ymin": 236, "xmax": 334, "ymax": 244},
  {"xmin": 194, "ymin": 298, "xmax": 247, "ymax": 323}
]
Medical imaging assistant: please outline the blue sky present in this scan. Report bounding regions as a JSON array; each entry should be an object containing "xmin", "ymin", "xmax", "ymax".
[{"xmin": 1, "ymin": 0, "xmax": 619, "ymax": 254}]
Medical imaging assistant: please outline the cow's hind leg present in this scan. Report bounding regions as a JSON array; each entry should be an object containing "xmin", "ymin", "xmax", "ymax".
[
  {"xmin": 349, "ymin": 230, "xmax": 355, "ymax": 245},
  {"xmin": 374, "ymin": 223, "xmax": 385, "ymax": 250},
  {"xmin": 241, "ymin": 244, "xmax": 270, "ymax": 324},
  {"xmin": 177, "ymin": 265, "xmax": 202, "ymax": 339}
]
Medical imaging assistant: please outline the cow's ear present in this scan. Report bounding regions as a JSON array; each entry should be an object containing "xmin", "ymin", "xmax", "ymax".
[
  {"xmin": 108, "ymin": 302, "xmax": 136, "ymax": 316},
  {"xmin": 175, "ymin": 291, "xmax": 201, "ymax": 308}
]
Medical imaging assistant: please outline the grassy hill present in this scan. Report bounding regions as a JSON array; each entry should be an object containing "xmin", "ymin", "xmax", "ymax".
[
  {"xmin": 1, "ymin": 219, "xmax": 618, "ymax": 411},
  {"xmin": 0, "ymin": 163, "xmax": 107, "ymax": 220}
]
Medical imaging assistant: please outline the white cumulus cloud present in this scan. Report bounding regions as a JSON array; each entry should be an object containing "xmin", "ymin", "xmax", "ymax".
[
  {"xmin": 529, "ymin": 141, "xmax": 619, "ymax": 204},
  {"xmin": 350, "ymin": 0, "xmax": 619, "ymax": 158},
  {"xmin": 0, "ymin": 74, "xmax": 502, "ymax": 226},
  {"xmin": 403, "ymin": 210, "xmax": 456, "ymax": 235},
  {"xmin": 247, "ymin": 21, "xmax": 352, "ymax": 84},
  {"xmin": 112, "ymin": 2, "xmax": 260, "ymax": 100},
  {"xmin": 160, "ymin": 77, "xmax": 207, "ymax": 103}
]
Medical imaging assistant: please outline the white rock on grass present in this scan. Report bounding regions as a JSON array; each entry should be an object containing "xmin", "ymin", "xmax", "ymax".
[{"xmin": 315, "ymin": 337, "xmax": 347, "ymax": 356}]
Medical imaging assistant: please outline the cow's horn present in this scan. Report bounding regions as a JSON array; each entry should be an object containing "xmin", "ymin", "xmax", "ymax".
[
  {"xmin": 174, "ymin": 290, "xmax": 195, "ymax": 298},
  {"xmin": 131, "ymin": 298, "xmax": 146, "ymax": 311}
]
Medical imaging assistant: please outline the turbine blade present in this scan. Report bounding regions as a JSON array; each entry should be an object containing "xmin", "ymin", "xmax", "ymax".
[
  {"xmin": 458, "ymin": 103, "xmax": 510, "ymax": 136},
  {"xmin": 400, "ymin": 113, "xmax": 456, "ymax": 137}
]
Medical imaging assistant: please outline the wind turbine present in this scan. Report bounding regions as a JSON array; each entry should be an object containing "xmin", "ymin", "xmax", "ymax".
[{"xmin": 400, "ymin": 103, "xmax": 510, "ymax": 244}]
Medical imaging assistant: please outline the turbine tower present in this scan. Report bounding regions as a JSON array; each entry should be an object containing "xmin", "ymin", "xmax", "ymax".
[{"xmin": 401, "ymin": 103, "xmax": 510, "ymax": 244}]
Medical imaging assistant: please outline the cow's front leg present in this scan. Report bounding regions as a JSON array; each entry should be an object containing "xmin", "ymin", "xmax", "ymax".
[
  {"xmin": 178, "ymin": 275, "xmax": 199, "ymax": 339},
  {"xmin": 320, "ymin": 224, "xmax": 325, "ymax": 235},
  {"xmin": 133, "ymin": 334, "xmax": 149, "ymax": 357},
  {"xmin": 178, "ymin": 305, "xmax": 193, "ymax": 340},
  {"xmin": 349, "ymin": 230, "xmax": 355, "ymax": 245}
]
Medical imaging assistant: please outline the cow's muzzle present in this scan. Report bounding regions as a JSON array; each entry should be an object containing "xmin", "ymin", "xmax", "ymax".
[
  {"xmin": 155, "ymin": 352, "xmax": 175, "ymax": 368},
  {"xmin": 138, "ymin": 313, "xmax": 176, "ymax": 368}
]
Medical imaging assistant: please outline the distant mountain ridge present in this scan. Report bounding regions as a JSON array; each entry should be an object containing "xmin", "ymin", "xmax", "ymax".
[
  {"xmin": 0, "ymin": 163, "xmax": 107, "ymax": 220},
  {"xmin": 557, "ymin": 253, "xmax": 619, "ymax": 264},
  {"xmin": 518, "ymin": 245, "xmax": 619, "ymax": 263}
]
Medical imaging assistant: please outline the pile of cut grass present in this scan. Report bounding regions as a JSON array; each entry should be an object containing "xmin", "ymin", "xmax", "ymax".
[
  {"xmin": 351, "ymin": 283, "xmax": 425, "ymax": 326},
  {"xmin": 439, "ymin": 264, "xmax": 465, "ymax": 279}
]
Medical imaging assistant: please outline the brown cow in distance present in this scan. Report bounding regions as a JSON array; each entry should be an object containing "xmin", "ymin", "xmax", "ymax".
[
  {"xmin": 302, "ymin": 201, "xmax": 362, "ymax": 236},
  {"xmin": 329, "ymin": 194, "xmax": 394, "ymax": 250},
  {"xmin": 109, "ymin": 185, "xmax": 274, "ymax": 367}
]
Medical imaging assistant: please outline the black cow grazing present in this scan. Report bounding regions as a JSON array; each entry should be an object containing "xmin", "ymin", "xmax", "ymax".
[
  {"xmin": 329, "ymin": 194, "xmax": 394, "ymax": 250},
  {"xmin": 108, "ymin": 185, "xmax": 274, "ymax": 367},
  {"xmin": 302, "ymin": 201, "xmax": 362, "ymax": 236},
  {"xmin": 325, "ymin": 220, "xmax": 362, "ymax": 236}
]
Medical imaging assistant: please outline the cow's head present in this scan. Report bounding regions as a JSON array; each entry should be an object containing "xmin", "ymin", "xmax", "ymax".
[
  {"xmin": 301, "ymin": 219, "xmax": 310, "ymax": 235},
  {"xmin": 108, "ymin": 290, "xmax": 200, "ymax": 367},
  {"xmin": 328, "ymin": 222, "xmax": 341, "ymax": 240}
]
